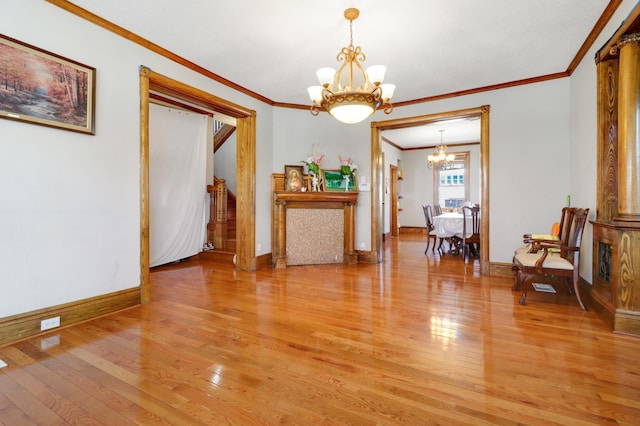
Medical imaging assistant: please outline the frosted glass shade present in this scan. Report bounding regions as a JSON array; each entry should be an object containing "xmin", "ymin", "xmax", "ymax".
[
  {"xmin": 329, "ymin": 103, "xmax": 374, "ymax": 124},
  {"xmin": 316, "ymin": 67, "xmax": 336, "ymax": 86},
  {"xmin": 366, "ymin": 65, "xmax": 387, "ymax": 85},
  {"xmin": 307, "ymin": 86, "xmax": 323, "ymax": 103},
  {"xmin": 380, "ymin": 83, "xmax": 396, "ymax": 100}
]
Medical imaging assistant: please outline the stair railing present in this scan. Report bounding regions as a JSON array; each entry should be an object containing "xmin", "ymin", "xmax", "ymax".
[{"xmin": 208, "ymin": 178, "xmax": 228, "ymax": 249}]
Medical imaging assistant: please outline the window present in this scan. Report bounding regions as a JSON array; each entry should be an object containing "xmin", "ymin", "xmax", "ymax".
[{"xmin": 434, "ymin": 152, "xmax": 470, "ymax": 210}]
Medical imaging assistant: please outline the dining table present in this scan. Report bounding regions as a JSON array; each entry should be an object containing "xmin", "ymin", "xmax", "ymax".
[
  {"xmin": 432, "ymin": 212, "xmax": 468, "ymax": 238},
  {"xmin": 432, "ymin": 211, "xmax": 476, "ymax": 254}
]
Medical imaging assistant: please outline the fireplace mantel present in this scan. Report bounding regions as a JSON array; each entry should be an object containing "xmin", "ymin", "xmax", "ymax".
[{"xmin": 272, "ymin": 191, "xmax": 358, "ymax": 268}]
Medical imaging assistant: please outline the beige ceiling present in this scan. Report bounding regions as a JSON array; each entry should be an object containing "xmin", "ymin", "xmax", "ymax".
[{"xmin": 67, "ymin": 0, "xmax": 614, "ymax": 147}]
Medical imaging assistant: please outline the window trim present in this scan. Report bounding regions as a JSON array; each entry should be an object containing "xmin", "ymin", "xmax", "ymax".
[{"xmin": 433, "ymin": 151, "xmax": 470, "ymax": 210}]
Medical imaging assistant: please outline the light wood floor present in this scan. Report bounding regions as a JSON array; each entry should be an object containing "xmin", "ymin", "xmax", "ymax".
[{"xmin": 1, "ymin": 235, "xmax": 640, "ymax": 425}]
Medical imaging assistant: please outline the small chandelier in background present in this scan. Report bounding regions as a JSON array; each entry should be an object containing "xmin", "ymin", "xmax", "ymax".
[
  {"xmin": 307, "ymin": 8, "xmax": 395, "ymax": 124},
  {"xmin": 428, "ymin": 130, "xmax": 456, "ymax": 170}
]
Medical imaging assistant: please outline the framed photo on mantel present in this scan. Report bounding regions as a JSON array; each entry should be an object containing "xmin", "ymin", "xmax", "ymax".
[
  {"xmin": 284, "ymin": 165, "xmax": 304, "ymax": 191},
  {"xmin": 322, "ymin": 169, "xmax": 356, "ymax": 191}
]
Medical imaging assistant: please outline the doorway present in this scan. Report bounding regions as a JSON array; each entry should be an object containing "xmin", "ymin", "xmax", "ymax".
[
  {"xmin": 390, "ymin": 164, "xmax": 399, "ymax": 237},
  {"xmin": 139, "ymin": 67, "xmax": 257, "ymax": 303},
  {"xmin": 371, "ymin": 105, "xmax": 490, "ymax": 275}
]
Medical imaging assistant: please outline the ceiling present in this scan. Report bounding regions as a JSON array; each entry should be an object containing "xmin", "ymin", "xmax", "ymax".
[{"xmin": 67, "ymin": 0, "xmax": 614, "ymax": 148}]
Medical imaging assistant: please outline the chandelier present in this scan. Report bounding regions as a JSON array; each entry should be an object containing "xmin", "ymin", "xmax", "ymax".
[
  {"xmin": 427, "ymin": 130, "xmax": 456, "ymax": 170},
  {"xmin": 307, "ymin": 8, "xmax": 395, "ymax": 124}
]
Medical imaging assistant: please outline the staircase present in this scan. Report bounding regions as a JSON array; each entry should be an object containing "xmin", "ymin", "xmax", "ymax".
[
  {"xmin": 224, "ymin": 193, "xmax": 236, "ymax": 253},
  {"xmin": 203, "ymin": 178, "xmax": 236, "ymax": 263},
  {"xmin": 202, "ymin": 120, "xmax": 237, "ymax": 263}
]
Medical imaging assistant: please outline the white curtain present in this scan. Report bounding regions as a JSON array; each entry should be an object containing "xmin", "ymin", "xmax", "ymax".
[{"xmin": 149, "ymin": 104, "xmax": 208, "ymax": 267}]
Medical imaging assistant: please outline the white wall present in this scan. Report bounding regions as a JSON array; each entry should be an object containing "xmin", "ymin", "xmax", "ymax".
[
  {"xmin": 0, "ymin": 0, "xmax": 273, "ymax": 317},
  {"xmin": 274, "ymin": 78, "xmax": 572, "ymax": 262},
  {"xmin": 272, "ymin": 108, "xmax": 373, "ymax": 249},
  {"xmin": 388, "ymin": 80, "xmax": 572, "ymax": 262},
  {"xmin": 399, "ymin": 144, "xmax": 481, "ymax": 228},
  {"xmin": 213, "ymin": 132, "xmax": 237, "ymax": 194}
]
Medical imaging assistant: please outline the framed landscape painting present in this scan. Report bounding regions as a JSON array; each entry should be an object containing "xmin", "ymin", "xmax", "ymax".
[{"xmin": 0, "ymin": 34, "xmax": 96, "ymax": 134}]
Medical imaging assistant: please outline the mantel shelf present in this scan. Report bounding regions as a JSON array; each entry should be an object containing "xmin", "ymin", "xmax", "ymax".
[{"xmin": 274, "ymin": 191, "xmax": 358, "ymax": 203}]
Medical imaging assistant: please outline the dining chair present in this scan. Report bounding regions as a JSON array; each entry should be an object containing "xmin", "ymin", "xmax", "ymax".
[
  {"xmin": 422, "ymin": 205, "xmax": 439, "ymax": 254},
  {"xmin": 512, "ymin": 208, "xmax": 589, "ymax": 310},
  {"xmin": 434, "ymin": 205, "xmax": 443, "ymax": 216},
  {"xmin": 452, "ymin": 205, "xmax": 480, "ymax": 259}
]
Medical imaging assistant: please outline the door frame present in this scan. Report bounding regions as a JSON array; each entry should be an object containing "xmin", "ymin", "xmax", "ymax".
[
  {"xmin": 371, "ymin": 105, "xmax": 490, "ymax": 275},
  {"xmin": 139, "ymin": 67, "xmax": 257, "ymax": 303},
  {"xmin": 389, "ymin": 164, "xmax": 399, "ymax": 237}
]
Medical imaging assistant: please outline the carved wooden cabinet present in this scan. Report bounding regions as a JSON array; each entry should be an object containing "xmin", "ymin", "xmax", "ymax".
[
  {"xmin": 592, "ymin": 12, "xmax": 640, "ymax": 335},
  {"xmin": 591, "ymin": 223, "xmax": 640, "ymax": 334}
]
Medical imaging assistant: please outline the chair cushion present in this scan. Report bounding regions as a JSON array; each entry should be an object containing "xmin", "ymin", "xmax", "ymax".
[
  {"xmin": 514, "ymin": 252, "xmax": 573, "ymax": 270},
  {"xmin": 514, "ymin": 244, "xmax": 560, "ymax": 255},
  {"xmin": 531, "ymin": 234, "xmax": 558, "ymax": 240}
]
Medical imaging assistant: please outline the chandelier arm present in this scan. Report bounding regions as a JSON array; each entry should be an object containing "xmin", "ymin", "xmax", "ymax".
[{"xmin": 321, "ymin": 87, "xmax": 335, "ymax": 103}]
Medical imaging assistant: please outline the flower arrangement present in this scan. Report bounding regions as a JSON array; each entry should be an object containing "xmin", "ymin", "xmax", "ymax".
[
  {"xmin": 302, "ymin": 146, "xmax": 325, "ymax": 175},
  {"xmin": 338, "ymin": 155, "xmax": 358, "ymax": 177}
]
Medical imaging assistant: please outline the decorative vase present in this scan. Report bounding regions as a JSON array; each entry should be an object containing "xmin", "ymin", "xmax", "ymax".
[{"xmin": 344, "ymin": 174, "xmax": 350, "ymax": 192}]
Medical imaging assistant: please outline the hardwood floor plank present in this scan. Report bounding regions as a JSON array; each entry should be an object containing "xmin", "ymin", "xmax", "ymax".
[{"xmin": 1, "ymin": 235, "xmax": 640, "ymax": 424}]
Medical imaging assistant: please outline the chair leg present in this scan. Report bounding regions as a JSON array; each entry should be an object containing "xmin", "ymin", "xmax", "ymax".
[
  {"xmin": 511, "ymin": 257, "xmax": 520, "ymax": 290},
  {"xmin": 519, "ymin": 272, "xmax": 530, "ymax": 305},
  {"xmin": 563, "ymin": 277, "xmax": 573, "ymax": 295},
  {"xmin": 573, "ymin": 273, "xmax": 587, "ymax": 311}
]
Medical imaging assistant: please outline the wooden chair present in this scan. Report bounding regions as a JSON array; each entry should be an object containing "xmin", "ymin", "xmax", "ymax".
[
  {"xmin": 511, "ymin": 207, "xmax": 576, "ymax": 280},
  {"xmin": 525, "ymin": 207, "xmax": 575, "ymax": 252},
  {"xmin": 422, "ymin": 205, "xmax": 440, "ymax": 254},
  {"xmin": 434, "ymin": 205, "xmax": 443, "ymax": 216},
  {"xmin": 452, "ymin": 205, "xmax": 480, "ymax": 259},
  {"xmin": 512, "ymin": 208, "xmax": 590, "ymax": 310}
]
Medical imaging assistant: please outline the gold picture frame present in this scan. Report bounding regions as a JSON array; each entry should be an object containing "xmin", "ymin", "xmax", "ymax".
[
  {"xmin": 0, "ymin": 34, "xmax": 96, "ymax": 134},
  {"xmin": 284, "ymin": 165, "xmax": 304, "ymax": 191}
]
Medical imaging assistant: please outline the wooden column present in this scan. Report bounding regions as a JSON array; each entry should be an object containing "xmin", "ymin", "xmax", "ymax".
[
  {"xmin": 344, "ymin": 201, "xmax": 357, "ymax": 264},
  {"xmin": 617, "ymin": 34, "xmax": 640, "ymax": 223},
  {"xmin": 274, "ymin": 198, "xmax": 288, "ymax": 269},
  {"xmin": 596, "ymin": 58, "xmax": 619, "ymax": 223}
]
